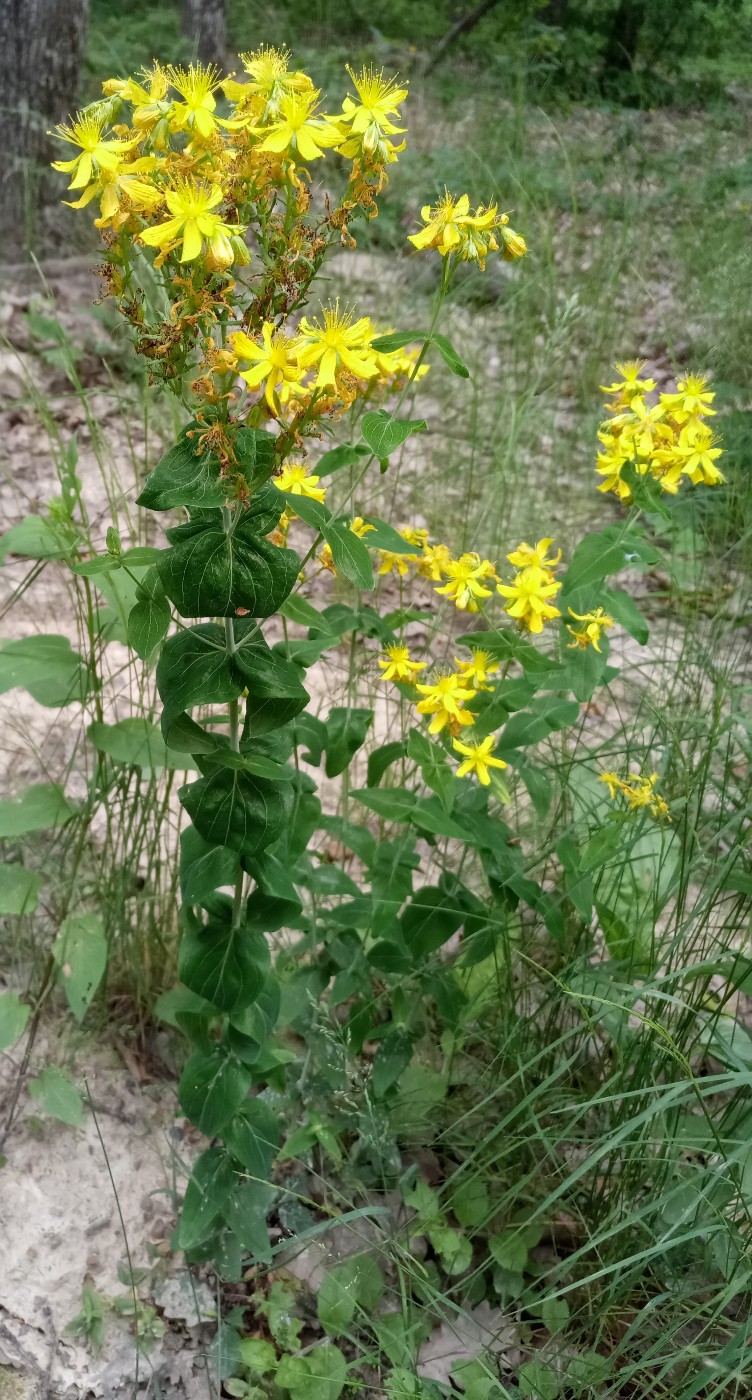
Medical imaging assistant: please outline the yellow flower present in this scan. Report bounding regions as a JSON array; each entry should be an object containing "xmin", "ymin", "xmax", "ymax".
[
  {"xmin": 660, "ymin": 373, "xmax": 716, "ymax": 424},
  {"xmin": 600, "ymin": 361, "xmax": 656, "ymax": 402},
  {"xmin": 399, "ymin": 526, "xmax": 429, "ymax": 550},
  {"xmin": 297, "ymin": 303, "xmax": 378, "ymax": 388},
  {"xmin": 350, "ymin": 517, "xmax": 376, "ymax": 539},
  {"xmin": 225, "ymin": 46, "xmax": 313, "ymax": 115},
  {"xmin": 66, "ymin": 154, "xmax": 162, "ymax": 229},
  {"xmin": 675, "ymin": 424, "xmax": 725, "ymax": 486},
  {"xmin": 566, "ymin": 607, "xmax": 615, "ymax": 652},
  {"xmin": 455, "ymin": 649, "xmax": 499, "ymax": 689},
  {"xmin": 259, "ymin": 89, "xmax": 340, "ymax": 162},
  {"xmin": 601, "ymin": 769, "xmax": 669, "ymax": 821},
  {"xmin": 231, "ymin": 324, "xmax": 304, "ymax": 410},
  {"xmin": 506, "ymin": 538, "xmax": 561, "ymax": 573},
  {"xmin": 104, "ymin": 63, "xmax": 170, "ymax": 130},
  {"xmin": 453, "ymin": 735, "xmax": 507, "ymax": 786},
  {"xmin": 378, "ymin": 645, "xmax": 426, "ymax": 683},
  {"xmin": 434, "ymin": 553, "xmax": 498, "ymax": 612},
  {"xmin": 337, "ymin": 66, "xmax": 407, "ymax": 161},
  {"xmin": 139, "ymin": 180, "xmax": 245, "ymax": 267},
  {"xmin": 497, "ymin": 565, "xmax": 562, "ymax": 634},
  {"xmin": 415, "ymin": 673, "xmax": 475, "ymax": 736},
  {"xmin": 378, "ymin": 549, "xmax": 415, "ymax": 578},
  {"xmin": 418, "ymin": 542, "xmax": 453, "ymax": 581},
  {"xmin": 499, "ymin": 225, "xmax": 527, "ymax": 261},
  {"xmin": 52, "ymin": 108, "xmax": 135, "ymax": 190},
  {"xmin": 274, "ymin": 464, "xmax": 326, "ymax": 502},
  {"xmin": 166, "ymin": 63, "xmax": 239, "ymax": 139},
  {"xmin": 408, "ymin": 192, "xmax": 519, "ymax": 268}
]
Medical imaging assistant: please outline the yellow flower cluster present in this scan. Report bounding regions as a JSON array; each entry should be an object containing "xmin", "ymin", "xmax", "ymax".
[
  {"xmin": 596, "ymin": 362, "xmax": 724, "ymax": 503},
  {"xmin": 228, "ymin": 306, "xmax": 428, "ymax": 421},
  {"xmin": 408, "ymin": 192, "xmax": 526, "ymax": 269},
  {"xmin": 377, "ymin": 644, "xmax": 507, "ymax": 786},
  {"xmin": 600, "ymin": 769, "xmax": 670, "ymax": 820},
  {"xmin": 496, "ymin": 538, "xmax": 562, "ymax": 635}
]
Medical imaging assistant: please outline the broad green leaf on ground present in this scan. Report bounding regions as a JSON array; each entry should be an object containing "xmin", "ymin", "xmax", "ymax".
[
  {"xmin": 179, "ymin": 1044, "xmax": 252, "ymax": 1136},
  {"xmin": 317, "ymin": 1258, "xmax": 362, "ymax": 1334},
  {"xmin": 0, "ymin": 991, "xmax": 30, "ymax": 1051},
  {"xmin": 28, "ymin": 1066, "xmax": 85, "ymax": 1126},
  {"xmin": 158, "ymin": 516, "xmax": 298, "ymax": 618},
  {"xmin": 324, "ymin": 707, "xmax": 373, "ymax": 778},
  {"xmin": 178, "ymin": 1146, "xmax": 236, "ymax": 1250},
  {"xmin": 0, "ymin": 514, "xmax": 77, "ymax": 563},
  {"xmin": 361, "ymin": 410, "xmax": 426, "ymax": 457},
  {"xmin": 0, "ymin": 863, "xmax": 42, "ymax": 914},
  {"xmin": 276, "ymin": 1343, "xmax": 347, "ymax": 1400},
  {"xmin": 0, "ymin": 783, "xmax": 75, "ymax": 838},
  {"xmin": 179, "ymin": 916, "xmax": 268, "ymax": 1013},
  {"xmin": 489, "ymin": 1230, "xmax": 529, "ymax": 1273},
  {"xmin": 180, "ymin": 766, "xmax": 291, "ymax": 857},
  {"xmin": 372, "ymin": 1029, "xmax": 414, "ymax": 1098},
  {"xmin": 52, "ymin": 913, "xmax": 107, "ymax": 1022},
  {"xmin": 156, "ymin": 624, "xmax": 240, "ymax": 714},
  {"xmin": 0, "ymin": 634, "xmax": 91, "ymax": 707},
  {"xmin": 223, "ymin": 1178, "xmax": 274, "ymax": 1260},
  {"xmin": 401, "ymin": 887, "xmax": 464, "ymax": 958}
]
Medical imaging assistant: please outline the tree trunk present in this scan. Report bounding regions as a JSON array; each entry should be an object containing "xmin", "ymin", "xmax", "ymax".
[
  {"xmin": 181, "ymin": 0, "xmax": 228, "ymax": 69},
  {"xmin": 0, "ymin": 0, "xmax": 89, "ymax": 262},
  {"xmin": 537, "ymin": 0, "xmax": 570, "ymax": 25},
  {"xmin": 603, "ymin": 0, "xmax": 646, "ymax": 71}
]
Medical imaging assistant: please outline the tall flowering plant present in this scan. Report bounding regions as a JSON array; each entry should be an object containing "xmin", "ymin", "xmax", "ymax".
[{"xmin": 51, "ymin": 48, "xmax": 723, "ymax": 1260}]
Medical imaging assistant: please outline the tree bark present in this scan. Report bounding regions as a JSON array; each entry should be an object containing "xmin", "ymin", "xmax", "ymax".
[
  {"xmin": 181, "ymin": 0, "xmax": 228, "ymax": 69},
  {"xmin": 603, "ymin": 0, "xmax": 647, "ymax": 71},
  {"xmin": 424, "ymin": 0, "xmax": 503, "ymax": 74},
  {"xmin": 0, "ymin": 0, "xmax": 89, "ymax": 262}
]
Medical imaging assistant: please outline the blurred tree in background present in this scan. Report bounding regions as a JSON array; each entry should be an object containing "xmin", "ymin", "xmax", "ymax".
[
  {"xmin": 181, "ymin": 0, "xmax": 228, "ymax": 66},
  {"xmin": 0, "ymin": 0, "xmax": 89, "ymax": 259}
]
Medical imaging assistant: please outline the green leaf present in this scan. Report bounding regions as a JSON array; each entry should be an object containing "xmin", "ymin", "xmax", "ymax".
[
  {"xmin": 280, "ymin": 595, "xmax": 335, "ymax": 632},
  {"xmin": 232, "ymin": 641, "xmax": 309, "ymax": 731},
  {"xmin": 370, "ymin": 331, "xmax": 425, "ymax": 352},
  {"xmin": 158, "ymin": 516, "xmax": 298, "ymax": 619},
  {"xmin": 562, "ymin": 524, "xmax": 660, "ymax": 595},
  {"xmin": 498, "ymin": 697, "xmax": 580, "ymax": 753},
  {"xmin": 317, "ymin": 1259, "xmax": 360, "ymax": 1335},
  {"xmin": 456, "ymin": 628, "xmax": 560, "ymax": 676},
  {"xmin": 180, "ymin": 827, "xmax": 242, "ymax": 904},
  {"xmin": 429, "ymin": 1225, "xmax": 473, "ymax": 1275},
  {"xmin": 324, "ymin": 707, "xmax": 373, "ymax": 778},
  {"xmin": 372, "ymin": 1029, "xmax": 414, "ymax": 1098},
  {"xmin": 224, "ymin": 1099, "xmax": 280, "ymax": 1178},
  {"xmin": 518, "ymin": 1360, "xmax": 560, "ymax": 1400},
  {"xmin": 601, "ymin": 585, "xmax": 650, "ymax": 645},
  {"xmin": 277, "ymin": 1343, "xmax": 347, "ymax": 1400},
  {"xmin": 489, "ymin": 1230, "xmax": 529, "ymax": 1273},
  {"xmin": 52, "ymin": 913, "xmax": 107, "ymax": 1022},
  {"xmin": 179, "ymin": 916, "xmax": 268, "ymax": 1013},
  {"xmin": 179, "ymin": 1044, "xmax": 252, "ymax": 1136},
  {"xmin": 361, "ymin": 410, "xmax": 426, "ymax": 458},
  {"xmin": 0, "ymin": 863, "xmax": 42, "ymax": 915},
  {"xmin": 0, "ymin": 634, "xmax": 90, "ymax": 707},
  {"xmin": 541, "ymin": 1296, "xmax": 570, "ymax": 1334},
  {"xmin": 315, "ymin": 443, "xmax": 371, "ymax": 477},
  {"xmin": 178, "ymin": 1146, "xmax": 236, "ymax": 1250},
  {"xmin": 157, "ymin": 623, "xmax": 240, "ymax": 715},
  {"xmin": 431, "ymin": 332, "xmax": 470, "ymax": 377},
  {"xmin": 0, "ymin": 514, "xmax": 75, "ymax": 563},
  {"xmin": 137, "ymin": 426, "xmax": 275, "ymax": 511},
  {"xmin": 88, "ymin": 718, "xmax": 170, "ymax": 769},
  {"xmin": 0, "ymin": 991, "xmax": 30, "ymax": 1051},
  {"xmin": 223, "ymin": 1179, "xmax": 273, "ymax": 1261},
  {"xmin": 580, "ymin": 824, "xmax": 621, "ymax": 871},
  {"xmin": 238, "ymin": 1337, "xmax": 277, "ymax": 1373},
  {"xmin": 367, "ymin": 740, "xmax": 406, "ymax": 787},
  {"xmin": 281, "ymin": 492, "xmax": 331, "ymax": 532},
  {"xmin": 70, "ymin": 555, "xmax": 122, "ymax": 577},
  {"xmin": 451, "ymin": 1177, "xmax": 490, "ymax": 1228},
  {"xmin": 411, "ymin": 798, "xmax": 472, "ymax": 841},
  {"xmin": 127, "ymin": 595, "xmax": 170, "ymax": 659},
  {"xmin": 351, "ymin": 787, "xmax": 416, "ymax": 821},
  {"xmin": 322, "ymin": 520, "xmax": 374, "ymax": 589},
  {"xmin": 180, "ymin": 766, "xmax": 291, "ymax": 857},
  {"xmin": 358, "ymin": 518, "xmax": 417, "ymax": 554},
  {"xmin": 401, "ymin": 887, "xmax": 464, "ymax": 958},
  {"xmin": 28, "ymin": 1066, "xmax": 85, "ymax": 1126}
]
